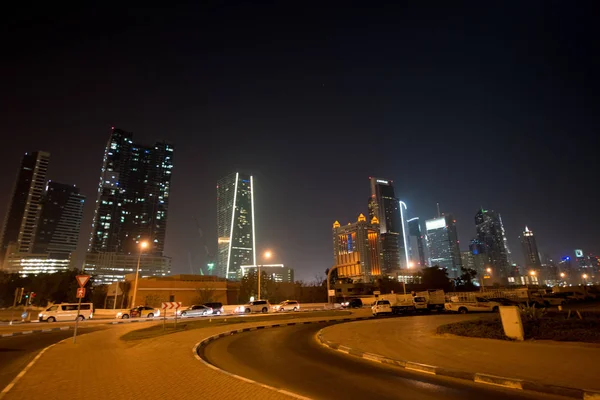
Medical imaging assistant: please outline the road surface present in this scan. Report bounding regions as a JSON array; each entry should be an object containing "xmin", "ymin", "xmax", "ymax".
[
  {"xmin": 0, "ymin": 326, "xmax": 108, "ymax": 390},
  {"xmin": 201, "ymin": 323, "xmax": 569, "ymax": 400}
]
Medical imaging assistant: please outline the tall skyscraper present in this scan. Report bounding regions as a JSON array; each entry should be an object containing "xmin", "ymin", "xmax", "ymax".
[
  {"xmin": 407, "ymin": 217, "xmax": 426, "ymax": 267},
  {"xmin": 33, "ymin": 181, "xmax": 85, "ymax": 258},
  {"xmin": 368, "ymin": 177, "xmax": 406, "ymax": 273},
  {"xmin": 217, "ymin": 172, "xmax": 256, "ymax": 280},
  {"xmin": 475, "ymin": 209, "xmax": 511, "ymax": 278},
  {"xmin": 85, "ymin": 128, "xmax": 173, "ymax": 283},
  {"xmin": 519, "ymin": 226, "xmax": 541, "ymax": 270},
  {"xmin": 425, "ymin": 214, "xmax": 462, "ymax": 278},
  {"xmin": 0, "ymin": 151, "xmax": 50, "ymax": 263},
  {"xmin": 332, "ymin": 214, "xmax": 382, "ymax": 281}
]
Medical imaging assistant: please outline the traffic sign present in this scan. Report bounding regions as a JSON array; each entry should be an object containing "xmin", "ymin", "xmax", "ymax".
[
  {"xmin": 76, "ymin": 287, "xmax": 86, "ymax": 298},
  {"xmin": 161, "ymin": 302, "xmax": 182, "ymax": 309},
  {"xmin": 328, "ymin": 290, "xmax": 335, "ymax": 296},
  {"xmin": 76, "ymin": 275, "xmax": 90, "ymax": 288},
  {"xmin": 21, "ymin": 312, "xmax": 28, "ymax": 319},
  {"xmin": 373, "ymin": 291, "xmax": 381, "ymax": 295}
]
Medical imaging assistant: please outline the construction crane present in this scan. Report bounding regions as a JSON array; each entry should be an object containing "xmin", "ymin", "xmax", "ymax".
[{"xmin": 194, "ymin": 216, "xmax": 215, "ymax": 275}]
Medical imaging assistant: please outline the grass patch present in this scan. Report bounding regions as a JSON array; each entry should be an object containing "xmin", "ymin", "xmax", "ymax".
[
  {"xmin": 437, "ymin": 315, "xmax": 600, "ymax": 343},
  {"xmin": 121, "ymin": 310, "xmax": 351, "ymax": 341}
]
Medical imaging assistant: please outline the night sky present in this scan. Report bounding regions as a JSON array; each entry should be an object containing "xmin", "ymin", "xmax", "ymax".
[{"xmin": 1, "ymin": 2, "xmax": 598, "ymax": 281}]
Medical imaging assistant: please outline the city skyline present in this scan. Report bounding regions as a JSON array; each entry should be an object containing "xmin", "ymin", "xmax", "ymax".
[{"xmin": 1, "ymin": 3, "xmax": 598, "ymax": 281}]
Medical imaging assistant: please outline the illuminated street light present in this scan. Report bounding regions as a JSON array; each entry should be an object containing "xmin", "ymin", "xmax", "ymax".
[
  {"xmin": 529, "ymin": 270, "xmax": 536, "ymax": 276},
  {"xmin": 486, "ymin": 267, "xmax": 492, "ymax": 273},
  {"xmin": 582, "ymin": 274, "xmax": 588, "ymax": 279},
  {"xmin": 560, "ymin": 272, "xmax": 566, "ymax": 278},
  {"xmin": 258, "ymin": 250, "xmax": 273, "ymax": 300},
  {"xmin": 131, "ymin": 241, "xmax": 149, "ymax": 308},
  {"xmin": 408, "ymin": 261, "xmax": 415, "ymax": 268}
]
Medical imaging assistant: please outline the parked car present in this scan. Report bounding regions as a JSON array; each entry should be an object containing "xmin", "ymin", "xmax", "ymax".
[
  {"xmin": 39, "ymin": 303, "xmax": 94, "ymax": 322},
  {"xmin": 444, "ymin": 297, "xmax": 502, "ymax": 314},
  {"xmin": 485, "ymin": 297, "xmax": 520, "ymax": 306},
  {"xmin": 117, "ymin": 306, "xmax": 160, "ymax": 319},
  {"xmin": 178, "ymin": 305, "xmax": 213, "ymax": 317},
  {"xmin": 204, "ymin": 302, "xmax": 224, "ymax": 315},
  {"xmin": 372, "ymin": 300, "xmax": 393, "ymax": 316},
  {"xmin": 341, "ymin": 298, "xmax": 363, "ymax": 309},
  {"xmin": 273, "ymin": 300, "xmax": 300, "ymax": 312},
  {"xmin": 235, "ymin": 300, "xmax": 271, "ymax": 313}
]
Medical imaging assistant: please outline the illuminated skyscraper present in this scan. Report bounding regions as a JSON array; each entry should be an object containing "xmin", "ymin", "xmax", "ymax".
[
  {"xmin": 85, "ymin": 128, "xmax": 173, "ymax": 283},
  {"xmin": 332, "ymin": 214, "xmax": 382, "ymax": 281},
  {"xmin": 368, "ymin": 177, "xmax": 406, "ymax": 273},
  {"xmin": 519, "ymin": 226, "xmax": 542, "ymax": 270},
  {"xmin": 407, "ymin": 217, "xmax": 426, "ymax": 267},
  {"xmin": 217, "ymin": 172, "xmax": 256, "ymax": 280},
  {"xmin": 0, "ymin": 151, "xmax": 50, "ymax": 264},
  {"xmin": 425, "ymin": 215, "xmax": 462, "ymax": 278},
  {"xmin": 475, "ymin": 209, "xmax": 511, "ymax": 279}
]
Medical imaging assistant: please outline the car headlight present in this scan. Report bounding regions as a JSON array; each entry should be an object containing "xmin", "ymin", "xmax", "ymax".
[
  {"xmin": 117, "ymin": 312, "xmax": 122, "ymax": 317},
  {"xmin": 38, "ymin": 313, "xmax": 43, "ymax": 318}
]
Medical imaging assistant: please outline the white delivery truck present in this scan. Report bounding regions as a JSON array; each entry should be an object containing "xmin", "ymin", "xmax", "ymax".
[
  {"xmin": 416, "ymin": 289, "xmax": 446, "ymax": 311},
  {"xmin": 379, "ymin": 294, "xmax": 428, "ymax": 314}
]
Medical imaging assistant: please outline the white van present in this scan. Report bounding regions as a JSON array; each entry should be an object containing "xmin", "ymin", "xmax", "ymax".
[{"xmin": 39, "ymin": 303, "xmax": 94, "ymax": 322}]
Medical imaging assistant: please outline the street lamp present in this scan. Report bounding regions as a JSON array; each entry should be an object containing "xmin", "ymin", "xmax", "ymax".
[
  {"xmin": 131, "ymin": 241, "xmax": 148, "ymax": 308},
  {"xmin": 258, "ymin": 250, "xmax": 272, "ymax": 300},
  {"xmin": 582, "ymin": 273, "xmax": 588, "ymax": 285},
  {"xmin": 486, "ymin": 267, "xmax": 492, "ymax": 273},
  {"xmin": 529, "ymin": 270, "xmax": 536, "ymax": 276},
  {"xmin": 481, "ymin": 267, "xmax": 492, "ymax": 292}
]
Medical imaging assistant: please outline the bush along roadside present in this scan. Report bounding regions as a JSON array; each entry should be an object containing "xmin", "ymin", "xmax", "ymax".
[{"xmin": 437, "ymin": 311, "xmax": 600, "ymax": 344}]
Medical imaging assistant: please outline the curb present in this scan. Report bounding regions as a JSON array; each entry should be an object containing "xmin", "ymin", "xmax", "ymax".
[
  {"xmin": 1, "ymin": 326, "xmax": 70, "ymax": 338},
  {"xmin": 193, "ymin": 316, "xmax": 373, "ymax": 399},
  {"xmin": 316, "ymin": 328, "xmax": 600, "ymax": 400},
  {"xmin": 0, "ymin": 308, "xmax": 344, "ymax": 337}
]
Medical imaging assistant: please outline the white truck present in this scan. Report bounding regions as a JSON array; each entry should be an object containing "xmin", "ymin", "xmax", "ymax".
[
  {"xmin": 416, "ymin": 289, "xmax": 445, "ymax": 311},
  {"xmin": 444, "ymin": 296, "xmax": 502, "ymax": 314},
  {"xmin": 379, "ymin": 294, "xmax": 428, "ymax": 314}
]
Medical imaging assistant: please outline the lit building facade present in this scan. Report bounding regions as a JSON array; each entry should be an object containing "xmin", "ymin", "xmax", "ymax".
[
  {"xmin": 33, "ymin": 182, "xmax": 85, "ymax": 258},
  {"xmin": 84, "ymin": 252, "xmax": 171, "ymax": 285},
  {"xmin": 0, "ymin": 151, "xmax": 50, "ymax": 264},
  {"xmin": 368, "ymin": 177, "xmax": 406, "ymax": 273},
  {"xmin": 519, "ymin": 226, "xmax": 542, "ymax": 270},
  {"xmin": 86, "ymin": 128, "xmax": 173, "ymax": 283},
  {"xmin": 425, "ymin": 215, "xmax": 462, "ymax": 278},
  {"xmin": 407, "ymin": 217, "xmax": 426, "ymax": 267},
  {"xmin": 240, "ymin": 264, "xmax": 295, "ymax": 283},
  {"xmin": 475, "ymin": 209, "xmax": 511, "ymax": 279},
  {"xmin": 332, "ymin": 214, "xmax": 382, "ymax": 281},
  {"xmin": 216, "ymin": 172, "xmax": 256, "ymax": 280}
]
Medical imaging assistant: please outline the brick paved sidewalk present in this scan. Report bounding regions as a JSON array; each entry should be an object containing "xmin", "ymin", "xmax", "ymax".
[
  {"xmin": 319, "ymin": 315, "xmax": 600, "ymax": 391},
  {"xmin": 4, "ymin": 313, "xmax": 363, "ymax": 400}
]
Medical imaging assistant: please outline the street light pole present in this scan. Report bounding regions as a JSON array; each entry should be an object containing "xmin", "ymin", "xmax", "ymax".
[
  {"xmin": 258, "ymin": 251, "xmax": 272, "ymax": 300},
  {"xmin": 131, "ymin": 241, "xmax": 148, "ymax": 308}
]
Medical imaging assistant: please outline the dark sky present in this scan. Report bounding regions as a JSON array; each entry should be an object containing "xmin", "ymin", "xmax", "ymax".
[{"xmin": 1, "ymin": 2, "xmax": 598, "ymax": 281}]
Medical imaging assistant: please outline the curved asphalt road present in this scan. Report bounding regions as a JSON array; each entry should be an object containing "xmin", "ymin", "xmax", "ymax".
[{"xmin": 201, "ymin": 323, "xmax": 568, "ymax": 400}]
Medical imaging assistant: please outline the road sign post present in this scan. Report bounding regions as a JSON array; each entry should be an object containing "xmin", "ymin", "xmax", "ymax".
[
  {"xmin": 161, "ymin": 302, "xmax": 182, "ymax": 330},
  {"xmin": 73, "ymin": 275, "xmax": 90, "ymax": 344},
  {"xmin": 162, "ymin": 303, "xmax": 167, "ymax": 332}
]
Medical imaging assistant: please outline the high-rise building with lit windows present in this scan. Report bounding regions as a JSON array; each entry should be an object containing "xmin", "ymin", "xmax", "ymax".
[
  {"xmin": 0, "ymin": 151, "xmax": 50, "ymax": 264},
  {"xmin": 519, "ymin": 226, "xmax": 542, "ymax": 270},
  {"xmin": 85, "ymin": 128, "xmax": 173, "ymax": 283},
  {"xmin": 216, "ymin": 172, "xmax": 256, "ymax": 280},
  {"xmin": 332, "ymin": 214, "xmax": 382, "ymax": 281},
  {"xmin": 33, "ymin": 181, "xmax": 85, "ymax": 258},
  {"xmin": 475, "ymin": 209, "xmax": 511, "ymax": 279},
  {"xmin": 425, "ymin": 215, "xmax": 462, "ymax": 278},
  {"xmin": 407, "ymin": 217, "xmax": 426, "ymax": 267},
  {"xmin": 368, "ymin": 177, "xmax": 406, "ymax": 273}
]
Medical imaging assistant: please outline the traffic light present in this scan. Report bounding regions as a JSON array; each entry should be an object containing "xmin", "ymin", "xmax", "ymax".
[
  {"xmin": 29, "ymin": 292, "xmax": 36, "ymax": 305},
  {"xmin": 24, "ymin": 292, "xmax": 29, "ymax": 299}
]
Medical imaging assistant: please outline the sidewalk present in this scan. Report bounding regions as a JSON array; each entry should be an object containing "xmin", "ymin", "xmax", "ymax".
[
  {"xmin": 2, "ymin": 312, "xmax": 364, "ymax": 400},
  {"xmin": 319, "ymin": 315, "xmax": 600, "ymax": 392}
]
